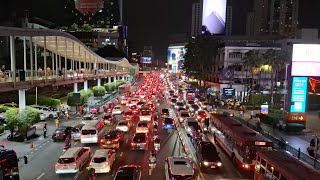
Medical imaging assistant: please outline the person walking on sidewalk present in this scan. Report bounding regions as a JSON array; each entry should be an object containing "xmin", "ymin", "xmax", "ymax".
[
  {"xmin": 43, "ymin": 123, "xmax": 47, "ymax": 138},
  {"xmin": 250, "ymin": 110, "xmax": 254, "ymax": 119},
  {"xmin": 240, "ymin": 110, "xmax": 244, "ymax": 118},
  {"xmin": 55, "ymin": 118, "xmax": 60, "ymax": 128}
]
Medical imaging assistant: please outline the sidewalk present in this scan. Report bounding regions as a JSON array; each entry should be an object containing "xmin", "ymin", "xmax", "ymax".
[{"xmin": 222, "ymin": 108, "xmax": 320, "ymax": 158}]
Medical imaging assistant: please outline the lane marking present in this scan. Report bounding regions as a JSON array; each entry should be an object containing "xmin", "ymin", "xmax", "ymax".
[
  {"xmin": 125, "ymin": 139, "xmax": 129, "ymax": 143},
  {"xmin": 36, "ymin": 173, "xmax": 45, "ymax": 179},
  {"xmin": 119, "ymin": 152, "xmax": 123, "ymax": 157},
  {"xmin": 74, "ymin": 141, "xmax": 78, "ymax": 146}
]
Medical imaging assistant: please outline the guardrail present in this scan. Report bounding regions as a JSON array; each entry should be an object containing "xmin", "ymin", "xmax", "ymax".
[
  {"xmin": 232, "ymin": 115, "xmax": 320, "ymax": 169},
  {"xmin": 94, "ymin": 91, "xmax": 119, "ymax": 106}
]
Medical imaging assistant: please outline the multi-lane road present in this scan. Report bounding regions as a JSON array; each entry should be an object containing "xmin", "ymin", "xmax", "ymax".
[{"xmin": 19, "ymin": 78, "xmax": 249, "ymax": 180}]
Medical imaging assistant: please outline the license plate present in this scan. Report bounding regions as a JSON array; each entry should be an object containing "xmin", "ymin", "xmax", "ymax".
[
  {"xmin": 106, "ymin": 141, "xmax": 111, "ymax": 144},
  {"xmin": 211, "ymin": 166, "xmax": 216, "ymax": 168}
]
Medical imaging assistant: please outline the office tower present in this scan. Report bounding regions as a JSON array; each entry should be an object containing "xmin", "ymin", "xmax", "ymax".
[
  {"xmin": 246, "ymin": 12, "xmax": 255, "ymax": 36},
  {"xmin": 191, "ymin": 2, "xmax": 202, "ymax": 37},
  {"xmin": 225, "ymin": 6, "xmax": 232, "ymax": 36},
  {"xmin": 254, "ymin": 0, "xmax": 299, "ymax": 37}
]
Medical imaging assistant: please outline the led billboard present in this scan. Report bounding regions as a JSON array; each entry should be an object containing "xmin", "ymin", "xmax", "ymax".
[
  {"xmin": 141, "ymin": 57, "xmax": 151, "ymax": 64},
  {"xmin": 292, "ymin": 44, "xmax": 320, "ymax": 76},
  {"xmin": 290, "ymin": 77, "xmax": 308, "ymax": 113},
  {"xmin": 167, "ymin": 45, "xmax": 186, "ymax": 73},
  {"xmin": 202, "ymin": 0, "xmax": 227, "ymax": 35}
]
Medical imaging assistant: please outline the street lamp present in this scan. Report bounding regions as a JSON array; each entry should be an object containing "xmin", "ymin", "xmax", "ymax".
[{"xmin": 283, "ymin": 64, "xmax": 290, "ymax": 111}]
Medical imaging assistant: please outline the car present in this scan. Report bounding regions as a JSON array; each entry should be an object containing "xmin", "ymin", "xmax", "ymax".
[
  {"xmin": 197, "ymin": 141, "xmax": 222, "ymax": 169},
  {"xmin": 123, "ymin": 110, "xmax": 134, "ymax": 121},
  {"xmin": 136, "ymin": 121, "xmax": 149, "ymax": 133},
  {"xmin": 52, "ymin": 126, "xmax": 72, "ymax": 142},
  {"xmin": 184, "ymin": 118, "xmax": 202, "ymax": 137},
  {"xmin": 90, "ymin": 149, "xmax": 116, "ymax": 173},
  {"xmin": 131, "ymin": 133, "xmax": 148, "ymax": 150},
  {"xmin": 170, "ymin": 98, "xmax": 177, "ymax": 106},
  {"xmin": 175, "ymin": 101, "xmax": 185, "ymax": 109},
  {"xmin": 0, "ymin": 103, "xmax": 18, "ymax": 112},
  {"xmin": 199, "ymin": 102, "xmax": 210, "ymax": 110},
  {"xmin": 127, "ymin": 99, "xmax": 139, "ymax": 107},
  {"xmin": 55, "ymin": 147, "xmax": 91, "ymax": 174},
  {"xmin": 129, "ymin": 104, "xmax": 139, "ymax": 114},
  {"xmin": 121, "ymin": 98, "xmax": 130, "ymax": 105},
  {"xmin": 30, "ymin": 105, "xmax": 58, "ymax": 118},
  {"xmin": 162, "ymin": 117, "xmax": 175, "ymax": 129},
  {"xmin": 71, "ymin": 124, "xmax": 85, "ymax": 141},
  {"xmin": 102, "ymin": 113, "xmax": 116, "ymax": 125},
  {"xmin": 188, "ymin": 104, "xmax": 201, "ymax": 115},
  {"xmin": 195, "ymin": 110, "xmax": 207, "ymax": 122},
  {"xmin": 113, "ymin": 165, "xmax": 141, "ymax": 180},
  {"xmin": 100, "ymin": 130, "xmax": 124, "ymax": 149},
  {"xmin": 187, "ymin": 100, "xmax": 195, "ymax": 106},
  {"xmin": 81, "ymin": 114, "xmax": 96, "ymax": 124},
  {"xmin": 137, "ymin": 101, "xmax": 146, "ymax": 109},
  {"xmin": 116, "ymin": 120, "xmax": 131, "ymax": 133},
  {"xmin": 139, "ymin": 107, "xmax": 152, "ymax": 121},
  {"xmin": 178, "ymin": 110, "xmax": 190, "ymax": 123},
  {"xmin": 112, "ymin": 105, "xmax": 123, "ymax": 115},
  {"xmin": 164, "ymin": 157, "xmax": 195, "ymax": 180},
  {"xmin": 161, "ymin": 108, "xmax": 170, "ymax": 118},
  {"xmin": 103, "ymin": 102, "xmax": 116, "ymax": 113}
]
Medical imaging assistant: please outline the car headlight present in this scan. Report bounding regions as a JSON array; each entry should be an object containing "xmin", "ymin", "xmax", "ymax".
[
  {"xmin": 187, "ymin": 127, "xmax": 191, "ymax": 132},
  {"xmin": 204, "ymin": 127, "xmax": 208, "ymax": 131},
  {"xmin": 203, "ymin": 161, "xmax": 209, "ymax": 166},
  {"xmin": 217, "ymin": 162, "xmax": 222, "ymax": 166}
]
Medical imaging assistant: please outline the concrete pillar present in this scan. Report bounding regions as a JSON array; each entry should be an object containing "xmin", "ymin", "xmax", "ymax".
[
  {"xmin": 23, "ymin": 36, "xmax": 27, "ymax": 71},
  {"xmin": 43, "ymin": 36, "xmax": 47, "ymax": 79},
  {"xmin": 59, "ymin": 55, "xmax": 61, "ymax": 70},
  {"xmin": 78, "ymin": 46, "xmax": 81, "ymax": 70},
  {"xmin": 29, "ymin": 36, "xmax": 34, "ymax": 81},
  {"xmin": 74, "ymin": 83, "xmax": 78, "ymax": 93},
  {"xmin": 51, "ymin": 52, "xmax": 55, "ymax": 73},
  {"xmin": 94, "ymin": 63, "xmax": 97, "ymax": 69},
  {"xmin": 55, "ymin": 36, "xmax": 59, "ymax": 77},
  {"xmin": 98, "ymin": 79, "xmax": 101, "ymax": 87},
  {"xmin": 10, "ymin": 36, "xmax": 16, "ymax": 84},
  {"xmin": 84, "ymin": 80, "xmax": 88, "ymax": 92},
  {"xmin": 18, "ymin": 89, "xmax": 26, "ymax": 113},
  {"xmin": 64, "ymin": 40, "xmax": 67, "ymax": 76},
  {"xmin": 72, "ymin": 42, "xmax": 75, "ymax": 71},
  {"xmin": 108, "ymin": 76, "xmax": 111, "ymax": 83},
  {"xmin": 34, "ymin": 43, "xmax": 37, "ymax": 75}
]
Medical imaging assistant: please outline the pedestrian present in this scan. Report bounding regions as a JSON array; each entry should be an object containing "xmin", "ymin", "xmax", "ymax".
[
  {"xmin": 61, "ymin": 106, "xmax": 66, "ymax": 116},
  {"xmin": 55, "ymin": 118, "xmax": 60, "ymax": 128},
  {"xmin": 240, "ymin": 110, "xmax": 243, "ymax": 117},
  {"xmin": 250, "ymin": 110, "xmax": 254, "ymax": 119},
  {"xmin": 279, "ymin": 120, "xmax": 283, "ymax": 131},
  {"xmin": 43, "ymin": 123, "xmax": 47, "ymax": 138}
]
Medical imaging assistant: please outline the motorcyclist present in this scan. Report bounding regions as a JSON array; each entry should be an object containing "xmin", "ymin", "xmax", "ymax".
[
  {"xmin": 149, "ymin": 150, "xmax": 157, "ymax": 165},
  {"xmin": 65, "ymin": 137, "xmax": 71, "ymax": 149},
  {"xmin": 153, "ymin": 135, "xmax": 161, "ymax": 150}
]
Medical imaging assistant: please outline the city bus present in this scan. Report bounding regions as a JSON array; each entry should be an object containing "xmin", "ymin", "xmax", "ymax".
[
  {"xmin": 254, "ymin": 150, "xmax": 320, "ymax": 180},
  {"xmin": 80, "ymin": 120, "xmax": 104, "ymax": 144},
  {"xmin": 118, "ymin": 84, "xmax": 130, "ymax": 94},
  {"xmin": 210, "ymin": 113, "xmax": 273, "ymax": 171},
  {"xmin": 0, "ymin": 149, "xmax": 27, "ymax": 180}
]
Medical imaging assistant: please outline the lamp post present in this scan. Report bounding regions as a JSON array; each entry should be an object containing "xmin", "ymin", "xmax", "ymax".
[{"xmin": 283, "ymin": 64, "xmax": 290, "ymax": 111}]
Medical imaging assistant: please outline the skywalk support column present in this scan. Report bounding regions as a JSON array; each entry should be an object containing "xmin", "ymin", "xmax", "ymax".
[
  {"xmin": 64, "ymin": 39, "xmax": 67, "ymax": 76},
  {"xmin": 97, "ymin": 79, "xmax": 101, "ymax": 87},
  {"xmin": 74, "ymin": 83, "xmax": 78, "ymax": 93},
  {"xmin": 108, "ymin": 76, "xmax": 111, "ymax": 83},
  {"xmin": 43, "ymin": 36, "xmax": 47, "ymax": 80},
  {"xmin": 10, "ymin": 36, "xmax": 16, "ymax": 84},
  {"xmin": 34, "ymin": 43, "xmax": 37, "ymax": 76},
  {"xmin": 23, "ymin": 36, "xmax": 27, "ymax": 71},
  {"xmin": 55, "ymin": 36, "xmax": 59, "ymax": 77},
  {"xmin": 29, "ymin": 36, "xmax": 34, "ymax": 81},
  {"xmin": 18, "ymin": 89, "xmax": 26, "ymax": 113},
  {"xmin": 84, "ymin": 80, "xmax": 88, "ymax": 92},
  {"xmin": 78, "ymin": 46, "xmax": 81, "ymax": 71}
]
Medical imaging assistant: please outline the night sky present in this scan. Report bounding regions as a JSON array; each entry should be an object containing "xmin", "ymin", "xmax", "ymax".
[{"xmin": 0, "ymin": 0, "xmax": 320, "ymax": 61}]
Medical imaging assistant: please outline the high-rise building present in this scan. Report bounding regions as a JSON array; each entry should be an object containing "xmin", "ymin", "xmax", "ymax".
[
  {"xmin": 191, "ymin": 2, "xmax": 202, "ymax": 37},
  {"xmin": 253, "ymin": 0, "xmax": 299, "ymax": 38},
  {"xmin": 225, "ymin": 6, "xmax": 232, "ymax": 36},
  {"xmin": 246, "ymin": 12, "xmax": 255, "ymax": 36}
]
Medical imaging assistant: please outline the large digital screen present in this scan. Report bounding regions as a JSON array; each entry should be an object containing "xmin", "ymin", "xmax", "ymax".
[
  {"xmin": 292, "ymin": 44, "xmax": 320, "ymax": 76},
  {"xmin": 141, "ymin": 57, "xmax": 151, "ymax": 64},
  {"xmin": 168, "ymin": 45, "xmax": 186, "ymax": 73},
  {"xmin": 202, "ymin": 0, "xmax": 227, "ymax": 35},
  {"xmin": 290, "ymin": 77, "xmax": 308, "ymax": 113}
]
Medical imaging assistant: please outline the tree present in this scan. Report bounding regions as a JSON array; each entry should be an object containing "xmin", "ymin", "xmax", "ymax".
[
  {"xmin": 262, "ymin": 49, "xmax": 290, "ymax": 105},
  {"xmin": 182, "ymin": 37, "xmax": 220, "ymax": 88},
  {"xmin": 81, "ymin": 24, "xmax": 92, "ymax": 32},
  {"xmin": 242, "ymin": 50, "xmax": 264, "ymax": 91},
  {"xmin": 5, "ymin": 109, "xmax": 20, "ymax": 136},
  {"xmin": 93, "ymin": 86, "xmax": 106, "ymax": 97}
]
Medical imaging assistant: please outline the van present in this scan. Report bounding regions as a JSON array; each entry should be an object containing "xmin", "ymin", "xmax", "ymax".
[
  {"xmin": 80, "ymin": 120, "xmax": 104, "ymax": 143},
  {"xmin": 164, "ymin": 157, "xmax": 195, "ymax": 180},
  {"xmin": 55, "ymin": 147, "xmax": 91, "ymax": 174}
]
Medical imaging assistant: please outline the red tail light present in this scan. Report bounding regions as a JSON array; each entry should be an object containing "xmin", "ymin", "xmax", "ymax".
[
  {"xmin": 142, "ymin": 142, "xmax": 147, "ymax": 145},
  {"xmin": 71, "ymin": 163, "xmax": 76, "ymax": 166},
  {"xmin": 52, "ymin": 134, "xmax": 56, "ymax": 137},
  {"xmin": 131, "ymin": 143, "xmax": 135, "ymax": 146},
  {"xmin": 62, "ymin": 133, "xmax": 66, "ymax": 136},
  {"xmin": 112, "ymin": 138, "xmax": 119, "ymax": 142},
  {"xmin": 89, "ymin": 162, "xmax": 92, "ymax": 166},
  {"xmin": 100, "ymin": 139, "xmax": 105, "ymax": 143}
]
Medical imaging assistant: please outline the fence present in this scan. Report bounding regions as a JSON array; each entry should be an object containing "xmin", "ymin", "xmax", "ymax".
[
  {"xmin": 233, "ymin": 115, "xmax": 320, "ymax": 169},
  {"xmin": 94, "ymin": 91, "xmax": 118, "ymax": 106}
]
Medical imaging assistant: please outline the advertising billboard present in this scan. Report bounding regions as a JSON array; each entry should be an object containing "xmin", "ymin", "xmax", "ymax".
[
  {"xmin": 202, "ymin": 0, "xmax": 227, "ymax": 35},
  {"xmin": 141, "ymin": 57, "xmax": 151, "ymax": 64},
  {"xmin": 290, "ymin": 77, "xmax": 308, "ymax": 113},
  {"xmin": 222, "ymin": 88, "xmax": 235, "ymax": 99},
  {"xmin": 167, "ymin": 45, "xmax": 186, "ymax": 72},
  {"xmin": 292, "ymin": 44, "xmax": 320, "ymax": 76}
]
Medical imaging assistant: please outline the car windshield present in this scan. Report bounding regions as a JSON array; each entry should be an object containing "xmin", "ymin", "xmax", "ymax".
[
  {"xmin": 162, "ymin": 109, "xmax": 169, "ymax": 113},
  {"xmin": 188, "ymin": 101, "xmax": 194, "ymax": 104},
  {"xmin": 171, "ymin": 99, "xmax": 177, "ymax": 103},
  {"xmin": 198, "ymin": 111, "xmax": 206, "ymax": 116},
  {"xmin": 188, "ymin": 121, "xmax": 198, "ymax": 127},
  {"xmin": 105, "ymin": 133, "xmax": 117, "ymax": 140},
  {"xmin": 138, "ymin": 123, "xmax": 147, "ymax": 127},
  {"xmin": 93, "ymin": 157, "xmax": 106, "ymax": 163},
  {"xmin": 125, "ymin": 111, "xmax": 133, "ymax": 116},
  {"xmin": 176, "ymin": 102, "xmax": 184, "ymax": 106},
  {"xmin": 164, "ymin": 118, "xmax": 173, "ymax": 124},
  {"xmin": 118, "ymin": 122, "xmax": 127, "ymax": 126},
  {"xmin": 172, "ymin": 175, "xmax": 195, "ymax": 180},
  {"xmin": 58, "ymin": 158, "xmax": 75, "ymax": 164},
  {"xmin": 201, "ymin": 144, "xmax": 218, "ymax": 161},
  {"xmin": 114, "ymin": 107, "xmax": 120, "ymax": 109},
  {"xmin": 115, "ymin": 170, "xmax": 135, "ymax": 180},
  {"xmin": 83, "ymin": 116, "xmax": 92, "ymax": 120},
  {"xmin": 181, "ymin": 112, "xmax": 189, "ymax": 117},
  {"xmin": 141, "ymin": 110, "xmax": 151, "ymax": 115},
  {"xmin": 82, "ymin": 130, "xmax": 96, "ymax": 135},
  {"xmin": 133, "ymin": 135, "xmax": 146, "ymax": 142},
  {"xmin": 191, "ymin": 105, "xmax": 199, "ymax": 109}
]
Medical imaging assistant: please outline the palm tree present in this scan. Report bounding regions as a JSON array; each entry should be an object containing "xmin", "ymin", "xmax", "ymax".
[
  {"xmin": 262, "ymin": 49, "xmax": 290, "ymax": 105},
  {"xmin": 242, "ymin": 50, "xmax": 264, "ymax": 92}
]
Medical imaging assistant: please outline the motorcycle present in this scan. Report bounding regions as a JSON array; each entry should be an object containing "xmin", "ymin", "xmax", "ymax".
[
  {"xmin": 148, "ymin": 159, "xmax": 156, "ymax": 169},
  {"xmin": 63, "ymin": 143, "xmax": 71, "ymax": 152}
]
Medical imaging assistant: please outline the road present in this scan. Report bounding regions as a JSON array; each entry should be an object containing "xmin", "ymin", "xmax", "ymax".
[{"xmin": 19, "ymin": 77, "xmax": 247, "ymax": 180}]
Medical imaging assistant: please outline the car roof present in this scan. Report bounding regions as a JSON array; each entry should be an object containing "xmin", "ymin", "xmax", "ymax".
[
  {"xmin": 117, "ymin": 165, "xmax": 140, "ymax": 175},
  {"xmin": 93, "ymin": 149, "xmax": 110, "ymax": 157},
  {"xmin": 186, "ymin": 117, "xmax": 197, "ymax": 122},
  {"xmin": 167, "ymin": 157, "xmax": 194, "ymax": 175},
  {"xmin": 60, "ymin": 147, "xmax": 82, "ymax": 158}
]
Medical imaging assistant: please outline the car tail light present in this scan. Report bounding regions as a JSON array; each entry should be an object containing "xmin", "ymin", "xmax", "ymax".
[
  {"xmin": 71, "ymin": 163, "xmax": 76, "ymax": 166},
  {"xmin": 142, "ymin": 142, "xmax": 147, "ymax": 145},
  {"xmin": 89, "ymin": 162, "xmax": 92, "ymax": 166},
  {"xmin": 52, "ymin": 133, "xmax": 56, "ymax": 137},
  {"xmin": 131, "ymin": 143, "xmax": 135, "ymax": 146},
  {"xmin": 100, "ymin": 139, "xmax": 105, "ymax": 143},
  {"xmin": 62, "ymin": 133, "xmax": 66, "ymax": 136},
  {"xmin": 113, "ymin": 138, "xmax": 119, "ymax": 142}
]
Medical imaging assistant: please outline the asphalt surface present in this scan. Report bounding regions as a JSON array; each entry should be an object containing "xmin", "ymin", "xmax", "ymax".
[{"xmin": 19, "ymin": 77, "xmax": 247, "ymax": 180}]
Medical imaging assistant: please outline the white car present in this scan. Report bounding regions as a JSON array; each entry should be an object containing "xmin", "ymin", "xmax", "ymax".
[
  {"xmin": 90, "ymin": 149, "xmax": 116, "ymax": 174},
  {"xmin": 116, "ymin": 120, "xmax": 131, "ymax": 132},
  {"xmin": 121, "ymin": 98, "xmax": 129, "ymax": 105},
  {"xmin": 164, "ymin": 157, "xmax": 195, "ymax": 180},
  {"xmin": 179, "ymin": 110, "xmax": 190, "ymax": 123},
  {"xmin": 30, "ymin": 105, "xmax": 58, "ymax": 118},
  {"xmin": 112, "ymin": 106, "xmax": 123, "ymax": 115},
  {"xmin": 136, "ymin": 121, "xmax": 149, "ymax": 134},
  {"xmin": 127, "ymin": 99, "xmax": 139, "ymax": 107}
]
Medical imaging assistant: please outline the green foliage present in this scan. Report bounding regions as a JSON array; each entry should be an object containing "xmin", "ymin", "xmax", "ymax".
[
  {"xmin": 257, "ymin": 113, "xmax": 286, "ymax": 126},
  {"xmin": 92, "ymin": 86, "xmax": 106, "ymax": 97},
  {"xmin": 0, "ymin": 126, "xmax": 4, "ymax": 134},
  {"xmin": 104, "ymin": 83, "xmax": 115, "ymax": 92},
  {"xmin": 249, "ymin": 94, "xmax": 283, "ymax": 105},
  {"xmin": 116, "ymin": 80, "xmax": 126, "ymax": 85},
  {"xmin": 5, "ymin": 109, "xmax": 19, "ymax": 133},
  {"xmin": 67, "ymin": 89, "xmax": 93, "ymax": 106},
  {"xmin": 81, "ymin": 24, "xmax": 92, "ymax": 31},
  {"xmin": 26, "ymin": 95, "xmax": 60, "ymax": 108}
]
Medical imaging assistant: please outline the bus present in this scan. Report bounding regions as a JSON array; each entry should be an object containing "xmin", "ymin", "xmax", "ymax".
[
  {"xmin": 254, "ymin": 150, "xmax": 320, "ymax": 180},
  {"xmin": 0, "ymin": 149, "xmax": 27, "ymax": 180},
  {"xmin": 183, "ymin": 88, "xmax": 195, "ymax": 101},
  {"xmin": 80, "ymin": 120, "xmax": 104, "ymax": 144},
  {"xmin": 210, "ymin": 113, "xmax": 273, "ymax": 171},
  {"xmin": 118, "ymin": 84, "xmax": 130, "ymax": 94}
]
